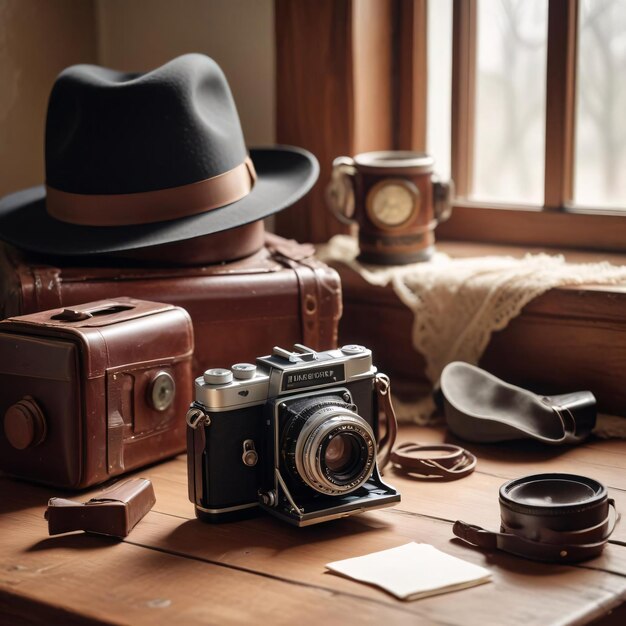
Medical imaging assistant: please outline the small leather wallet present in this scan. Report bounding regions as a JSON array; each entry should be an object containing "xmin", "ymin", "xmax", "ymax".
[{"xmin": 45, "ymin": 477, "xmax": 156, "ymax": 538}]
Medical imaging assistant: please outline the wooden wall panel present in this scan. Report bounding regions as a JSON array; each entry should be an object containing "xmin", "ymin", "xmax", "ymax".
[
  {"xmin": 95, "ymin": 0, "xmax": 275, "ymax": 147},
  {"xmin": 275, "ymin": 0, "xmax": 395, "ymax": 243}
]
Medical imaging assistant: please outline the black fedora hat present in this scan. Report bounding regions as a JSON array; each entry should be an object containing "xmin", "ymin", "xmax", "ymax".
[{"xmin": 0, "ymin": 54, "xmax": 318, "ymax": 256}]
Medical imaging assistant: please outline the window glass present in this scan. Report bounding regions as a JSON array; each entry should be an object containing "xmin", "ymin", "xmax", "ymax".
[
  {"xmin": 574, "ymin": 0, "xmax": 626, "ymax": 209},
  {"xmin": 472, "ymin": 0, "xmax": 548, "ymax": 204},
  {"xmin": 426, "ymin": 0, "xmax": 453, "ymax": 183}
]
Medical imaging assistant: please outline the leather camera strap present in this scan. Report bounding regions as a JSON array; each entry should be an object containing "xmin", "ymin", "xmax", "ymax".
[
  {"xmin": 186, "ymin": 409, "xmax": 209, "ymax": 506},
  {"xmin": 375, "ymin": 374, "xmax": 476, "ymax": 481},
  {"xmin": 375, "ymin": 373, "xmax": 397, "ymax": 470},
  {"xmin": 453, "ymin": 499, "xmax": 618, "ymax": 563}
]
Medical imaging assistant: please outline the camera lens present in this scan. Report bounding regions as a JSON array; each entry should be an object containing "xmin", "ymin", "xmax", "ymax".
[
  {"xmin": 283, "ymin": 402, "xmax": 376, "ymax": 496},
  {"xmin": 324, "ymin": 433, "xmax": 360, "ymax": 473}
]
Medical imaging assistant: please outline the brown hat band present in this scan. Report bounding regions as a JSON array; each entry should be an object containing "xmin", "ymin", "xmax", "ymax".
[{"xmin": 45, "ymin": 157, "xmax": 257, "ymax": 226}]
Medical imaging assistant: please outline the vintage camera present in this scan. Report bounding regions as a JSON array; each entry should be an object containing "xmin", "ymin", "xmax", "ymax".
[{"xmin": 186, "ymin": 344, "xmax": 400, "ymax": 526}]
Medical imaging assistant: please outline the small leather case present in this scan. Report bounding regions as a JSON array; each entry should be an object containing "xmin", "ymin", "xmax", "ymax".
[
  {"xmin": 453, "ymin": 473, "xmax": 617, "ymax": 563},
  {"xmin": 45, "ymin": 478, "xmax": 156, "ymax": 537},
  {"xmin": 0, "ymin": 297, "xmax": 193, "ymax": 488}
]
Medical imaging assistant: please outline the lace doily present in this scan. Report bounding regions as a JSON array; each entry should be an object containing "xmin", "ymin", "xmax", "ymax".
[{"xmin": 318, "ymin": 235, "xmax": 626, "ymax": 437}]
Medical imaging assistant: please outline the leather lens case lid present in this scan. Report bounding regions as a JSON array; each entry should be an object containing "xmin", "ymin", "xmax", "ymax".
[
  {"xmin": 500, "ymin": 473, "xmax": 607, "ymax": 519},
  {"xmin": 453, "ymin": 473, "xmax": 618, "ymax": 563},
  {"xmin": 441, "ymin": 362, "xmax": 596, "ymax": 445}
]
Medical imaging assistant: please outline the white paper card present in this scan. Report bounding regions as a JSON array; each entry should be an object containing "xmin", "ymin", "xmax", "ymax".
[{"xmin": 326, "ymin": 542, "xmax": 492, "ymax": 601}]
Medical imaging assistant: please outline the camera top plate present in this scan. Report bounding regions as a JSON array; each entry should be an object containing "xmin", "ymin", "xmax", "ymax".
[{"xmin": 193, "ymin": 344, "xmax": 375, "ymax": 412}]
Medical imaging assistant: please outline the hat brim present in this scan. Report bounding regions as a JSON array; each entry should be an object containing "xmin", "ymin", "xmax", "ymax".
[{"xmin": 0, "ymin": 146, "xmax": 318, "ymax": 256}]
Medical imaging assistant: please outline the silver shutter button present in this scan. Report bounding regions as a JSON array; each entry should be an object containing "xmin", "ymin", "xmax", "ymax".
[
  {"xmin": 231, "ymin": 363, "xmax": 257, "ymax": 380},
  {"xmin": 149, "ymin": 371, "xmax": 176, "ymax": 411},
  {"xmin": 203, "ymin": 368, "xmax": 233, "ymax": 385},
  {"xmin": 341, "ymin": 344, "xmax": 366, "ymax": 355}
]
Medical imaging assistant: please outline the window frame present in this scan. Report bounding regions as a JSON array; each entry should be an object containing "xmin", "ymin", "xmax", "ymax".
[
  {"xmin": 274, "ymin": 0, "xmax": 626, "ymax": 251},
  {"xmin": 434, "ymin": 0, "xmax": 626, "ymax": 252}
]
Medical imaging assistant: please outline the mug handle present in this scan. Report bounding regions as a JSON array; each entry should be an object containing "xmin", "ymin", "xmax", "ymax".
[
  {"xmin": 432, "ymin": 176, "xmax": 454, "ymax": 224},
  {"xmin": 326, "ymin": 156, "xmax": 357, "ymax": 225}
]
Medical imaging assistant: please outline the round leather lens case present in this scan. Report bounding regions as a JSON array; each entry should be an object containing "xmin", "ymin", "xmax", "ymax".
[{"xmin": 453, "ymin": 473, "xmax": 617, "ymax": 563}]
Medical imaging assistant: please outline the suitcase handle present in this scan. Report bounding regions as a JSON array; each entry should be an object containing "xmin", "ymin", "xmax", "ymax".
[{"xmin": 51, "ymin": 303, "xmax": 135, "ymax": 322}]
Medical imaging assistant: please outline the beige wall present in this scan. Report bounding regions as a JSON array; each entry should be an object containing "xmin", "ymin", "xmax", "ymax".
[
  {"xmin": 0, "ymin": 0, "xmax": 275, "ymax": 197},
  {"xmin": 95, "ymin": 0, "xmax": 275, "ymax": 146},
  {"xmin": 0, "ymin": 0, "xmax": 97, "ymax": 196}
]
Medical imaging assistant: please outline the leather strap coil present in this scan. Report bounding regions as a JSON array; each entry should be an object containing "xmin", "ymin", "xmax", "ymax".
[
  {"xmin": 374, "ymin": 374, "xmax": 475, "ymax": 481},
  {"xmin": 390, "ymin": 443, "xmax": 477, "ymax": 480}
]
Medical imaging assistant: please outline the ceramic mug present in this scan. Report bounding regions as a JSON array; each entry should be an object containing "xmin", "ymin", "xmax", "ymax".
[{"xmin": 327, "ymin": 151, "xmax": 453, "ymax": 264}]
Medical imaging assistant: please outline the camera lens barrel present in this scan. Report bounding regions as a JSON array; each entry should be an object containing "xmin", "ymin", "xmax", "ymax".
[{"xmin": 291, "ymin": 406, "xmax": 376, "ymax": 495}]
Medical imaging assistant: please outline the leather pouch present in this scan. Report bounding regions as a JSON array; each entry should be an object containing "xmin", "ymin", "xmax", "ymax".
[
  {"xmin": 0, "ymin": 297, "xmax": 193, "ymax": 489},
  {"xmin": 45, "ymin": 478, "xmax": 156, "ymax": 537}
]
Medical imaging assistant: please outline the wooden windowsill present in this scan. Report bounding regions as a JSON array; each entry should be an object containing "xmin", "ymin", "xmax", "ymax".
[
  {"xmin": 329, "ymin": 239, "xmax": 626, "ymax": 415},
  {"xmin": 437, "ymin": 239, "xmax": 626, "ymax": 267},
  {"xmin": 437, "ymin": 204, "xmax": 626, "ymax": 252}
]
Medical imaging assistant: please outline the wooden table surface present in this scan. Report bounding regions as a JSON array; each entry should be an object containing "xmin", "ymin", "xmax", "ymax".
[{"xmin": 1, "ymin": 426, "xmax": 625, "ymax": 626}]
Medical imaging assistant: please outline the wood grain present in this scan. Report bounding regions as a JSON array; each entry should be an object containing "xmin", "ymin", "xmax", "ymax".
[
  {"xmin": 352, "ymin": 0, "xmax": 394, "ymax": 154},
  {"xmin": 395, "ymin": 0, "xmax": 428, "ymax": 151},
  {"xmin": 275, "ymin": 0, "xmax": 395, "ymax": 243},
  {"xmin": 437, "ymin": 203, "xmax": 626, "ymax": 253},
  {"xmin": 450, "ymin": 0, "xmax": 476, "ymax": 198},
  {"xmin": 544, "ymin": 0, "xmax": 578, "ymax": 210},
  {"xmin": 0, "ymin": 485, "xmax": 415, "ymax": 626},
  {"xmin": 275, "ymin": 0, "xmax": 354, "ymax": 243},
  {"xmin": 399, "ymin": 426, "xmax": 626, "ymax": 494},
  {"xmin": 2, "ymin": 437, "xmax": 625, "ymax": 626}
]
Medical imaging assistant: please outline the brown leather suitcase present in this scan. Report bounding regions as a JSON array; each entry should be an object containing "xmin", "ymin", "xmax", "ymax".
[
  {"xmin": 0, "ymin": 297, "xmax": 193, "ymax": 489},
  {"xmin": 0, "ymin": 233, "xmax": 342, "ymax": 377}
]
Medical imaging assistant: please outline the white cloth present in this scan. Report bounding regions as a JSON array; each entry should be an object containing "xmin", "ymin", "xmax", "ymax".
[
  {"xmin": 326, "ymin": 542, "xmax": 492, "ymax": 601},
  {"xmin": 318, "ymin": 235, "xmax": 626, "ymax": 434}
]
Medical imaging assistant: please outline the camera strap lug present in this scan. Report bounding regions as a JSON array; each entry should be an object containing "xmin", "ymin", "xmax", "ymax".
[{"xmin": 186, "ymin": 407, "xmax": 211, "ymax": 429}]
